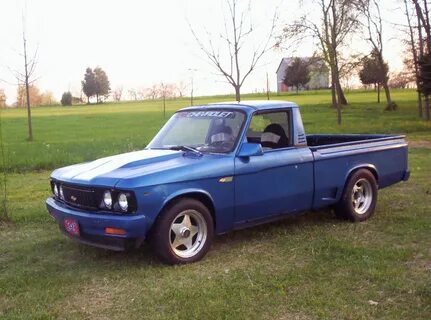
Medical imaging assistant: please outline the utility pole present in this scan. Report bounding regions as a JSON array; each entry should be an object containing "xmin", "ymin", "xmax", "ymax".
[
  {"xmin": 190, "ymin": 76, "xmax": 194, "ymax": 106},
  {"xmin": 188, "ymin": 68, "xmax": 197, "ymax": 106},
  {"xmin": 266, "ymin": 72, "xmax": 270, "ymax": 100}
]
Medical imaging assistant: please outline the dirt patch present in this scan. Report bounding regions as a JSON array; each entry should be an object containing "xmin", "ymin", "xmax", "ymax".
[
  {"xmin": 408, "ymin": 140, "xmax": 431, "ymax": 149},
  {"xmin": 54, "ymin": 280, "xmax": 126, "ymax": 320}
]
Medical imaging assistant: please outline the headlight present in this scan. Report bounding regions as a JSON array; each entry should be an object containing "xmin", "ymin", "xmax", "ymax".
[
  {"xmin": 103, "ymin": 191, "xmax": 112, "ymax": 209},
  {"xmin": 118, "ymin": 193, "xmax": 128, "ymax": 212},
  {"xmin": 59, "ymin": 185, "xmax": 65, "ymax": 200},
  {"xmin": 53, "ymin": 184, "xmax": 59, "ymax": 197}
]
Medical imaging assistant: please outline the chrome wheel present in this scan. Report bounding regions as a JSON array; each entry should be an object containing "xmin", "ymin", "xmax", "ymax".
[
  {"xmin": 351, "ymin": 178, "xmax": 373, "ymax": 215},
  {"xmin": 169, "ymin": 209, "xmax": 207, "ymax": 259}
]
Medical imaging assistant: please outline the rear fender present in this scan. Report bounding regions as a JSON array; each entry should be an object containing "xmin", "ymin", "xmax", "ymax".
[{"xmin": 344, "ymin": 164, "xmax": 379, "ymax": 189}]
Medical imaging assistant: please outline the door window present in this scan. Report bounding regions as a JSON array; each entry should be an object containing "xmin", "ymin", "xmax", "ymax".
[{"xmin": 247, "ymin": 112, "xmax": 291, "ymax": 150}]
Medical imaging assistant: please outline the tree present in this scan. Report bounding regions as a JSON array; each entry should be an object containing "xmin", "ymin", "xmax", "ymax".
[
  {"xmin": 0, "ymin": 89, "xmax": 6, "ymax": 108},
  {"xmin": 389, "ymin": 71, "xmax": 414, "ymax": 89},
  {"xmin": 402, "ymin": 0, "xmax": 431, "ymax": 120},
  {"xmin": 418, "ymin": 53, "xmax": 431, "ymax": 112},
  {"xmin": 94, "ymin": 67, "xmax": 110, "ymax": 103},
  {"xmin": 190, "ymin": 0, "xmax": 277, "ymax": 101},
  {"xmin": 16, "ymin": 84, "xmax": 43, "ymax": 107},
  {"xmin": 359, "ymin": 50, "xmax": 388, "ymax": 103},
  {"xmin": 283, "ymin": 57, "xmax": 311, "ymax": 93},
  {"xmin": 81, "ymin": 67, "xmax": 110, "ymax": 104},
  {"xmin": 40, "ymin": 91, "xmax": 57, "ymax": 105},
  {"xmin": 403, "ymin": 0, "xmax": 423, "ymax": 117},
  {"xmin": 112, "ymin": 86, "xmax": 123, "ymax": 102},
  {"xmin": 357, "ymin": 0, "xmax": 395, "ymax": 111},
  {"xmin": 281, "ymin": 0, "xmax": 359, "ymax": 124},
  {"xmin": 61, "ymin": 92, "xmax": 73, "ymax": 106},
  {"xmin": 82, "ymin": 68, "xmax": 97, "ymax": 104},
  {"xmin": 9, "ymin": 11, "xmax": 38, "ymax": 140},
  {"xmin": 128, "ymin": 88, "xmax": 138, "ymax": 101}
]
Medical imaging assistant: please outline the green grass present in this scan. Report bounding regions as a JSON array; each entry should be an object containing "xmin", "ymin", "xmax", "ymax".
[
  {"xmin": 1, "ymin": 89, "xmax": 430, "ymax": 173},
  {"xmin": 0, "ymin": 89, "xmax": 430, "ymax": 319}
]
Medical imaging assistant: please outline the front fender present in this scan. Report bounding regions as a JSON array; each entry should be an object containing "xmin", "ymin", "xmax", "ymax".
[{"xmin": 162, "ymin": 188, "xmax": 215, "ymax": 209}]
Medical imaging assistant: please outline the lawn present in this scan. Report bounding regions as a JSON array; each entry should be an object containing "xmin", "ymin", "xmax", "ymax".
[{"xmin": 0, "ymin": 89, "xmax": 430, "ymax": 319}]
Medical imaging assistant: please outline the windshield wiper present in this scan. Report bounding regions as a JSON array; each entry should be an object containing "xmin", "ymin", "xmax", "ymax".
[{"xmin": 168, "ymin": 145, "xmax": 203, "ymax": 156}]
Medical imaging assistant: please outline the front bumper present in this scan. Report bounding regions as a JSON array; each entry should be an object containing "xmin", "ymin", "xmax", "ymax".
[{"xmin": 46, "ymin": 197, "xmax": 149, "ymax": 251}]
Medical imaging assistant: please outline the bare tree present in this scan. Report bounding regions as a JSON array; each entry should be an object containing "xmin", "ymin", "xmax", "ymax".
[
  {"xmin": 190, "ymin": 0, "xmax": 278, "ymax": 101},
  {"xmin": 10, "ymin": 12, "xmax": 38, "ymax": 140},
  {"xmin": 146, "ymin": 85, "xmax": 159, "ymax": 100},
  {"xmin": 357, "ymin": 0, "xmax": 396, "ymax": 110},
  {"xmin": 410, "ymin": 0, "xmax": 431, "ymax": 120},
  {"xmin": 112, "ymin": 86, "xmax": 123, "ymax": 102},
  {"xmin": 403, "ymin": 0, "xmax": 423, "ymax": 117},
  {"xmin": 128, "ymin": 88, "xmax": 138, "ymax": 101},
  {"xmin": 281, "ymin": 0, "xmax": 359, "ymax": 124},
  {"xmin": 176, "ymin": 81, "xmax": 188, "ymax": 98}
]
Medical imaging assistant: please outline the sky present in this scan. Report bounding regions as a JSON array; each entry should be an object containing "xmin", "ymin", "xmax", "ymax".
[{"xmin": 0, "ymin": 0, "xmax": 408, "ymax": 105}]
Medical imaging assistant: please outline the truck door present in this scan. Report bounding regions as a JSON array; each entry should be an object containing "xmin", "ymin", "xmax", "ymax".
[{"xmin": 234, "ymin": 110, "xmax": 314, "ymax": 224}]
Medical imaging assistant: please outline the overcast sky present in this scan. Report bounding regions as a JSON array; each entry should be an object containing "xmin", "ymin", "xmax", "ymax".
[{"xmin": 0, "ymin": 0, "xmax": 407, "ymax": 104}]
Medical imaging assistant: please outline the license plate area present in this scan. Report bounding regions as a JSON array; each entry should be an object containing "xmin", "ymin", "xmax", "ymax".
[{"xmin": 63, "ymin": 218, "xmax": 80, "ymax": 237}]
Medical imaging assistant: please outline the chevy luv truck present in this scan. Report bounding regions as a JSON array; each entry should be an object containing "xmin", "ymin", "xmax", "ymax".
[{"xmin": 47, "ymin": 101, "xmax": 409, "ymax": 264}]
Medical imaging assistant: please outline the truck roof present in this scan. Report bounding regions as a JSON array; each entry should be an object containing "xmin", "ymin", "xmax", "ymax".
[{"xmin": 181, "ymin": 100, "xmax": 299, "ymax": 112}]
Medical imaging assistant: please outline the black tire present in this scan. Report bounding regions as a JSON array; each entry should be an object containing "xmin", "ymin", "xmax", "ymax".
[
  {"xmin": 335, "ymin": 169, "xmax": 378, "ymax": 222},
  {"xmin": 151, "ymin": 198, "xmax": 214, "ymax": 265}
]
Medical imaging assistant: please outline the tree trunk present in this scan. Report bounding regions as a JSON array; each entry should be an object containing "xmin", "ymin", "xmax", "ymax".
[
  {"xmin": 378, "ymin": 84, "xmax": 381, "ymax": 103},
  {"xmin": 331, "ymin": 84, "xmax": 337, "ymax": 109},
  {"xmin": 25, "ymin": 79, "xmax": 33, "ymax": 141},
  {"xmin": 296, "ymin": 86, "xmax": 299, "ymax": 94},
  {"xmin": 417, "ymin": 92, "xmax": 423, "ymax": 117},
  {"xmin": 425, "ymin": 95, "xmax": 431, "ymax": 120},
  {"xmin": 382, "ymin": 81, "xmax": 394, "ymax": 110},
  {"xmin": 330, "ymin": 70, "xmax": 341, "ymax": 125},
  {"xmin": 234, "ymin": 86, "xmax": 241, "ymax": 102},
  {"xmin": 23, "ymin": 37, "xmax": 33, "ymax": 141},
  {"xmin": 336, "ymin": 78, "xmax": 347, "ymax": 105}
]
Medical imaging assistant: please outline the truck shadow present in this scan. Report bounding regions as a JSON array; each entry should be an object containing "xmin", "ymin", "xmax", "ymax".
[
  {"xmin": 86, "ymin": 207, "xmax": 338, "ymax": 266},
  {"xmin": 213, "ymin": 208, "xmax": 338, "ymax": 248},
  {"xmin": 22, "ymin": 208, "xmax": 339, "ymax": 269}
]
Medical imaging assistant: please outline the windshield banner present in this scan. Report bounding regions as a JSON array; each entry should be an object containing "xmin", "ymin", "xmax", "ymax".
[{"xmin": 181, "ymin": 111, "xmax": 235, "ymax": 118}]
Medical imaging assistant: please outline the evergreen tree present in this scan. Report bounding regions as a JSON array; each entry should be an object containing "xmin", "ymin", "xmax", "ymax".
[
  {"xmin": 94, "ymin": 67, "xmax": 110, "ymax": 103},
  {"xmin": 82, "ymin": 68, "xmax": 97, "ymax": 104}
]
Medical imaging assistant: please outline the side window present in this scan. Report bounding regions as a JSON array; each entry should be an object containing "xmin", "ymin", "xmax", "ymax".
[{"xmin": 247, "ymin": 112, "xmax": 291, "ymax": 150}]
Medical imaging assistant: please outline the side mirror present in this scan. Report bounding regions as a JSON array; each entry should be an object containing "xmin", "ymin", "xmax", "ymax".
[{"xmin": 238, "ymin": 142, "xmax": 263, "ymax": 158}]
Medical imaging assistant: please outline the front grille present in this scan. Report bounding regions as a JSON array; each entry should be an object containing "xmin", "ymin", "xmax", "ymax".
[{"xmin": 61, "ymin": 184, "xmax": 99, "ymax": 210}]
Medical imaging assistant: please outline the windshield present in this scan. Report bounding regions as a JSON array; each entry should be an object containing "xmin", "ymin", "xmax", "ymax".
[{"xmin": 147, "ymin": 109, "xmax": 246, "ymax": 153}]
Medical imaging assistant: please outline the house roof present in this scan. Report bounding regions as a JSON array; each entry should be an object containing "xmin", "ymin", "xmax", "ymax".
[{"xmin": 276, "ymin": 57, "xmax": 293, "ymax": 74}]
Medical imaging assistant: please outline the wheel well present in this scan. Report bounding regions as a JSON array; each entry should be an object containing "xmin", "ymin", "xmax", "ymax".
[
  {"xmin": 163, "ymin": 192, "xmax": 216, "ymax": 228},
  {"xmin": 349, "ymin": 166, "xmax": 378, "ymax": 183}
]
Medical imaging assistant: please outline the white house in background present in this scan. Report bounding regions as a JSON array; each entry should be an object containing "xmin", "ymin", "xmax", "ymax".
[{"xmin": 276, "ymin": 57, "xmax": 330, "ymax": 93}]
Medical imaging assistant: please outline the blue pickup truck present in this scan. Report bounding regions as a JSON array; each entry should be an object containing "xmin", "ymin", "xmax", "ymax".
[{"xmin": 47, "ymin": 101, "xmax": 409, "ymax": 264}]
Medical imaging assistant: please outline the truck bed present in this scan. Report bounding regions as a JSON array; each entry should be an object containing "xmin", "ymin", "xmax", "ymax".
[
  {"xmin": 306, "ymin": 134, "xmax": 404, "ymax": 149},
  {"xmin": 307, "ymin": 134, "xmax": 409, "ymax": 210}
]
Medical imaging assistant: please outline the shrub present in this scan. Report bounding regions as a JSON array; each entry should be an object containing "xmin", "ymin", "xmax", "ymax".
[{"xmin": 61, "ymin": 92, "xmax": 72, "ymax": 106}]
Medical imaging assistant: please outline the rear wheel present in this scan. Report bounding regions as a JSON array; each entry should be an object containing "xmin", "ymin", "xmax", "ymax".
[
  {"xmin": 151, "ymin": 198, "xmax": 214, "ymax": 264},
  {"xmin": 335, "ymin": 169, "xmax": 378, "ymax": 222}
]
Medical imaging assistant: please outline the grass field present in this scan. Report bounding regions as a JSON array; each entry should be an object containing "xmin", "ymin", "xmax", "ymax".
[{"xmin": 1, "ymin": 89, "xmax": 430, "ymax": 319}]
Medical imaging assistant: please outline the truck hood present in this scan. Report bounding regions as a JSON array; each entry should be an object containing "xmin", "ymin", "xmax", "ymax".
[{"xmin": 51, "ymin": 149, "xmax": 233, "ymax": 187}]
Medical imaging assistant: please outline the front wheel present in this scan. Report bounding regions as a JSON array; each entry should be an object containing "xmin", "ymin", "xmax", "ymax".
[
  {"xmin": 151, "ymin": 198, "xmax": 214, "ymax": 264},
  {"xmin": 335, "ymin": 169, "xmax": 378, "ymax": 222}
]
